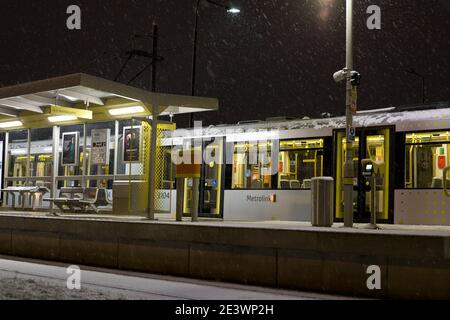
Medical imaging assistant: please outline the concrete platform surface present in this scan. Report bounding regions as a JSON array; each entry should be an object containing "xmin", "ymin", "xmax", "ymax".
[
  {"xmin": 0, "ymin": 211, "xmax": 449, "ymax": 299},
  {"xmin": 1, "ymin": 210, "xmax": 450, "ymax": 237}
]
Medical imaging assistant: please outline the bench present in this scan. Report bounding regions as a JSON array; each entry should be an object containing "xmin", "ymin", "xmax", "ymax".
[
  {"xmin": 45, "ymin": 187, "xmax": 112, "ymax": 213},
  {"xmin": 2, "ymin": 186, "xmax": 50, "ymax": 209},
  {"xmin": 44, "ymin": 187, "xmax": 84, "ymax": 212},
  {"xmin": 78, "ymin": 188, "xmax": 112, "ymax": 213}
]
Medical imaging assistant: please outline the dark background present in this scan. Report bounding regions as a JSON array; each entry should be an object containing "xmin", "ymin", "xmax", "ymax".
[{"xmin": 0, "ymin": 0, "xmax": 448, "ymax": 127}]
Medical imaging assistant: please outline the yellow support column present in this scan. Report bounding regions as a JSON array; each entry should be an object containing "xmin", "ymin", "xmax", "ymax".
[{"xmin": 147, "ymin": 104, "xmax": 159, "ymax": 220}]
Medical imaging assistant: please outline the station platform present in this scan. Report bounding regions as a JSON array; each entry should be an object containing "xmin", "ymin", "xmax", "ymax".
[{"xmin": 0, "ymin": 210, "xmax": 448, "ymax": 299}]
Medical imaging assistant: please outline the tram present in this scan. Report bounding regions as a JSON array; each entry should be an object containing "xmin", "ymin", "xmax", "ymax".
[{"xmin": 162, "ymin": 102, "xmax": 450, "ymax": 226}]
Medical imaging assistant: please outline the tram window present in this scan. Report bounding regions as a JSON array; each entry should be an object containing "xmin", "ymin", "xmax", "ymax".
[
  {"xmin": 405, "ymin": 132, "xmax": 450, "ymax": 189},
  {"xmin": 278, "ymin": 139, "xmax": 324, "ymax": 189},
  {"xmin": 232, "ymin": 142, "xmax": 273, "ymax": 189}
]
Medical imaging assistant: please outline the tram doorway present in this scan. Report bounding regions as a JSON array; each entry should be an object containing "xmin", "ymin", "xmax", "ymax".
[
  {"xmin": 335, "ymin": 127, "xmax": 393, "ymax": 223},
  {"xmin": 181, "ymin": 138, "xmax": 224, "ymax": 219}
]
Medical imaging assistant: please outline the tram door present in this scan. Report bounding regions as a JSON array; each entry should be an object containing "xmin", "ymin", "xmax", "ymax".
[
  {"xmin": 182, "ymin": 144, "xmax": 202, "ymax": 216},
  {"xmin": 182, "ymin": 139, "xmax": 224, "ymax": 218},
  {"xmin": 199, "ymin": 138, "xmax": 224, "ymax": 218},
  {"xmin": 336, "ymin": 127, "xmax": 391, "ymax": 222}
]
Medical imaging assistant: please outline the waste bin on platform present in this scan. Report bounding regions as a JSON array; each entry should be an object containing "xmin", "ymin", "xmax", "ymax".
[{"xmin": 311, "ymin": 177, "xmax": 334, "ymax": 227}]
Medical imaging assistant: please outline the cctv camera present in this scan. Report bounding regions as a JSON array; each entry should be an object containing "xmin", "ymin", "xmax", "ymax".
[{"xmin": 333, "ymin": 68, "xmax": 348, "ymax": 83}]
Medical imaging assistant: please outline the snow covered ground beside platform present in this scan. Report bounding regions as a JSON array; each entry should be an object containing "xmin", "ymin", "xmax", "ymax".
[
  {"xmin": 0, "ymin": 257, "xmax": 349, "ymax": 300},
  {"xmin": 0, "ymin": 274, "xmax": 129, "ymax": 300}
]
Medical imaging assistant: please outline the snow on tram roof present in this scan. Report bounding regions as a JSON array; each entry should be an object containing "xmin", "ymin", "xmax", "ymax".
[{"xmin": 170, "ymin": 102, "xmax": 450, "ymax": 137}]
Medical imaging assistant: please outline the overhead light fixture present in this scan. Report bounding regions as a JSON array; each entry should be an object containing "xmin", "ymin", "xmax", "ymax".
[
  {"xmin": 48, "ymin": 115, "xmax": 77, "ymax": 123},
  {"xmin": 59, "ymin": 94, "xmax": 79, "ymax": 102},
  {"xmin": 108, "ymin": 106, "xmax": 145, "ymax": 116},
  {"xmin": 0, "ymin": 120, "xmax": 23, "ymax": 129}
]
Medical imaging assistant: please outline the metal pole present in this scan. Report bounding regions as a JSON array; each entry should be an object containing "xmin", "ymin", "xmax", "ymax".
[
  {"xmin": 113, "ymin": 120, "xmax": 119, "ymax": 177},
  {"xmin": 421, "ymin": 76, "xmax": 425, "ymax": 104},
  {"xmin": 189, "ymin": 0, "xmax": 201, "ymax": 128},
  {"xmin": 2, "ymin": 132, "xmax": 9, "ymax": 208},
  {"xmin": 406, "ymin": 69, "xmax": 426, "ymax": 104},
  {"xmin": 147, "ymin": 105, "xmax": 159, "ymax": 220},
  {"xmin": 50, "ymin": 126, "xmax": 60, "ymax": 215},
  {"xmin": 176, "ymin": 177, "xmax": 184, "ymax": 221},
  {"xmin": 343, "ymin": 0, "xmax": 354, "ymax": 228},
  {"xmin": 151, "ymin": 23, "xmax": 158, "ymax": 92},
  {"xmin": 191, "ymin": 177, "xmax": 199, "ymax": 222},
  {"xmin": 26, "ymin": 128, "xmax": 31, "ymax": 186},
  {"xmin": 149, "ymin": 25, "xmax": 159, "ymax": 217},
  {"xmin": 82, "ymin": 123, "xmax": 87, "ymax": 188},
  {"xmin": 371, "ymin": 176, "xmax": 376, "ymax": 226}
]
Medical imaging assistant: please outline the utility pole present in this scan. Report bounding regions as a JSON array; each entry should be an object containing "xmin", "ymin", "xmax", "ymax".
[
  {"xmin": 151, "ymin": 23, "xmax": 158, "ymax": 92},
  {"xmin": 406, "ymin": 68, "xmax": 426, "ymax": 104},
  {"xmin": 343, "ymin": 0, "xmax": 354, "ymax": 228},
  {"xmin": 147, "ymin": 23, "xmax": 160, "ymax": 221},
  {"xmin": 189, "ymin": 0, "xmax": 202, "ymax": 128},
  {"xmin": 119, "ymin": 25, "xmax": 164, "ymax": 88},
  {"xmin": 333, "ymin": 0, "xmax": 361, "ymax": 228},
  {"xmin": 189, "ymin": 0, "xmax": 240, "ymax": 128}
]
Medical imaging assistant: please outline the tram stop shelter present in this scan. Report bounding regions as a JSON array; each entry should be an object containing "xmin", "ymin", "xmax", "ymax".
[{"xmin": 0, "ymin": 73, "xmax": 218, "ymax": 218}]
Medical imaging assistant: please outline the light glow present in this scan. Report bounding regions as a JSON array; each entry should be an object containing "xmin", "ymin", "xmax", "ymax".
[
  {"xmin": 59, "ymin": 94, "xmax": 79, "ymax": 102},
  {"xmin": 108, "ymin": 106, "xmax": 145, "ymax": 116},
  {"xmin": 48, "ymin": 115, "xmax": 77, "ymax": 123},
  {"xmin": 11, "ymin": 149, "xmax": 27, "ymax": 156},
  {"xmin": 227, "ymin": 7, "xmax": 240, "ymax": 13},
  {"xmin": 0, "ymin": 120, "xmax": 23, "ymax": 129}
]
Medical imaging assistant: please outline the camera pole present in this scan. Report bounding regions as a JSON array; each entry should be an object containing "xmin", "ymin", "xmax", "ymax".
[{"xmin": 343, "ymin": 0, "xmax": 355, "ymax": 228}]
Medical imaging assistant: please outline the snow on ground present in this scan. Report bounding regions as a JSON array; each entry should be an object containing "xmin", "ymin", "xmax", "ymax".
[
  {"xmin": 0, "ymin": 270, "xmax": 157, "ymax": 300},
  {"xmin": 0, "ymin": 275, "xmax": 124, "ymax": 300},
  {"xmin": 0, "ymin": 257, "xmax": 352, "ymax": 300}
]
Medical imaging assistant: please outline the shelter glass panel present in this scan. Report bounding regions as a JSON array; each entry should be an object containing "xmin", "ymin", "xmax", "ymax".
[{"xmin": 7, "ymin": 130, "xmax": 29, "ymax": 187}]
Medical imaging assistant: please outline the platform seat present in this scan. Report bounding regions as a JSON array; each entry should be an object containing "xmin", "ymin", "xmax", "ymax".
[
  {"xmin": 78, "ymin": 188, "xmax": 112, "ymax": 213},
  {"xmin": 44, "ymin": 187, "xmax": 84, "ymax": 212}
]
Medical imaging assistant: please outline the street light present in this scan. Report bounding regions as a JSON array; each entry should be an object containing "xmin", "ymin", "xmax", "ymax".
[
  {"xmin": 333, "ymin": 0, "xmax": 356, "ymax": 228},
  {"xmin": 189, "ymin": 0, "xmax": 240, "ymax": 127},
  {"xmin": 227, "ymin": 8, "xmax": 241, "ymax": 13}
]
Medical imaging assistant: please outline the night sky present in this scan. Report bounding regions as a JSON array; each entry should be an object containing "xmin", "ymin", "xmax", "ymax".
[{"xmin": 0, "ymin": 0, "xmax": 449, "ymax": 127}]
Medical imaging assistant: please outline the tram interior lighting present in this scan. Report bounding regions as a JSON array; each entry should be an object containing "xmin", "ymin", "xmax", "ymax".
[
  {"xmin": 108, "ymin": 106, "xmax": 145, "ymax": 116},
  {"xmin": 0, "ymin": 120, "xmax": 23, "ymax": 128},
  {"xmin": 48, "ymin": 115, "xmax": 78, "ymax": 123}
]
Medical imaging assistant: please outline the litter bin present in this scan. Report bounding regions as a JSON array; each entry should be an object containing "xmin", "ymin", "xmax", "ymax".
[{"xmin": 311, "ymin": 177, "xmax": 334, "ymax": 227}]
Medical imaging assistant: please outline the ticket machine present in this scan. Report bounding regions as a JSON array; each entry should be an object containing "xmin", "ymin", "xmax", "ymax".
[{"xmin": 361, "ymin": 159, "xmax": 379, "ymax": 229}]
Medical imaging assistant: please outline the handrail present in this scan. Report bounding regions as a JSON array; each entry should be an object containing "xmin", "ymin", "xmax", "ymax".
[
  {"xmin": 55, "ymin": 175, "xmax": 145, "ymax": 181},
  {"xmin": 5, "ymin": 175, "xmax": 147, "ymax": 182},
  {"xmin": 5, "ymin": 176, "xmax": 52, "ymax": 181},
  {"xmin": 443, "ymin": 166, "xmax": 450, "ymax": 197}
]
